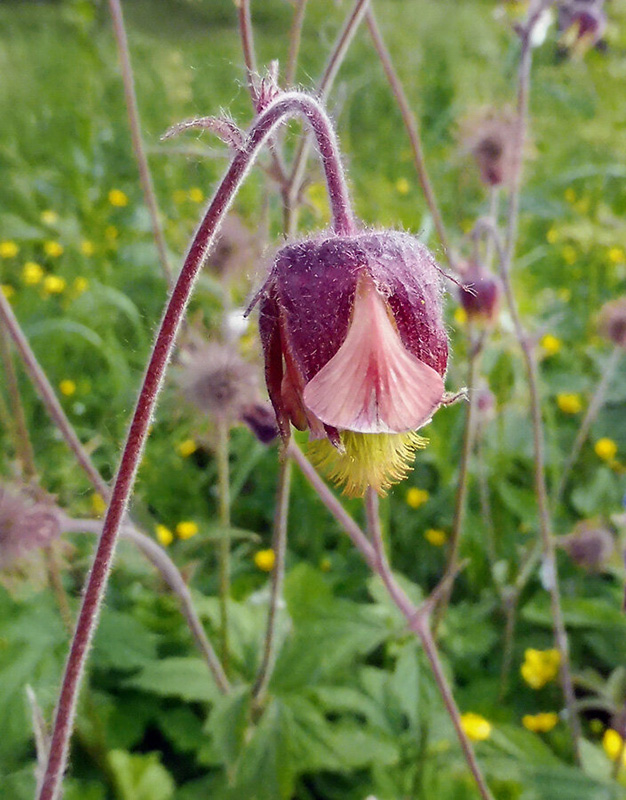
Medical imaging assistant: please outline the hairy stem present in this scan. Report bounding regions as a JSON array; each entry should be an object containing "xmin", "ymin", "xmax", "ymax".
[
  {"xmin": 107, "ymin": 0, "xmax": 172, "ymax": 286},
  {"xmin": 216, "ymin": 418, "xmax": 231, "ymax": 671},
  {"xmin": 286, "ymin": 0, "xmax": 308, "ymax": 87},
  {"xmin": 365, "ymin": 8, "xmax": 452, "ymax": 261},
  {"xmin": 253, "ymin": 457, "xmax": 292, "ymax": 705},
  {"xmin": 37, "ymin": 92, "xmax": 354, "ymax": 800}
]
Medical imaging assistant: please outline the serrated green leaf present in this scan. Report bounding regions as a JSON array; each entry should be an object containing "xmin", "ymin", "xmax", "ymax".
[
  {"xmin": 124, "ymin": 657, "xmax": 220, "ymax": 703},
  {"xmin": 107, "ymin": 750, "xmax": 175, "ymax": 800}
]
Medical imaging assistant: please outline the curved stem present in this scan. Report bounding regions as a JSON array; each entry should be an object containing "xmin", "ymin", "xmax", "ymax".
[
  {"xmin": 365, "ymin": 8, "xmax": 452, "ymax": 262},
  {"xmin": 253, "ymin": 457, "xmax": 292, "ymax": 704},
  {"xmin": 216, "ymin": 418, "xmax": 231, "ymax": 671},
  {"xmin": 237, "ymin": 0, "xmax": 258, "ymax": 100},
  {"xmin": 37, "ymin": 91, "xmax": 354, "ymax": 800},
  {"xmin": 61, "ymin": 517, "xmax": 230, "ymax": 695},
  {"xmin": 553, "ymin": 346, "xmax": 622, "ymax": 509},
  {"xmin": 107, "ymin": 0, "xmax": 172, "ymax": 286}
]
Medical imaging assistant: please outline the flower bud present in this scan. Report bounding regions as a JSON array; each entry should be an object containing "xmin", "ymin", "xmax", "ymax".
[
  {"xmin": 460, "ymin": 108, "xmax": 517, "ymax": 188},
  {"xmin": 254, "ymin": 230, "xmax": 449, "ymax": 495},
  {"xmin": 598, "ymin": 296, "xmax": 626, "ymax": 348},
  {"xmin": 458, "ymin": 261, "xmax": 501, "ymax": 324},
  {"xmin": 560, "ymin": 520, "xmax": 614, "ymax": 573},
  {"xmin": 0, "ymin": 483, "xmax": 61, "ymax": 570}
]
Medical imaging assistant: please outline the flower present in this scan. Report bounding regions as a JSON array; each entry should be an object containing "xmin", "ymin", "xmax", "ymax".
[
  {"xmin": 424, "ymin": 528, "xmax": 447, "ymax": 546},
  {"xmin": 603, "ymin": 729, "xmax": 626, "ymax": 764},
  {"xmin": 80, "ymin": 240, "xmax": 95, "ymax": 257},
  {"xmin": 73, "ymin": 277, "xmax": 89, "ymax": 295},
  {"xmin": 176, "ymin": 521, "xmax": 199, "ymax": 540},
  {"xmin": 458, "ymin": 261, "xmax": 501, "ymax": 324},
  {"xmin": 22, "ymin": 261, "xmax": 44, "ymax": 285},
  {"xmin": 1, "ymin": 284, "xmax": 15, "ymax": 299},
  {"xmin": 558, "ymin": 1, "xmax": 606, "ymax": 55},
  {"xmin": 540, "ymin": 334, "xmax": 561, "ymax": 356},
  {"xmin": 454, "ymin": 307, "xmax": 468, "ymax": 326},
  {"xmin": 240, "ymin": 403, "xmax": 280, "ymax": 444},
  {"xmin": 598, "ymin": 297, "xmax": 626, "ymax": 348},
  {"xmin": 406, "ymin": 487, "xmax": 429, "ymax": 509},
  {"xmin": 0, "ymin": 483, "xmax": 61, "ymax": 569},
  {"xmin": 560, "ymin": 520, "xmax": 614, "ymax": 572},
  {"xmin": 43, "ymin": 275, "xmax": 66, "ymax": 295},
  {"xmin": 395, "ymin": 178, "xmax": 410, "ymax": 195},
  {"xmin": 255, "ymin": 231, "xmax": 449, "ymax": 496},
  {"xmin": 59, "ymin": 379, "xmax": 76, "ymax": 397},
  {"xmin": 460, "ymin": 713, "xmax": 492, "ymax": 742},
  {"xmin": 41, "ymin": 210, "xmax": 58, "ymax": 225},
  {"xmin": 546, "ymin": 227, "xmax": 559, "ymax": 244},
  {"xmin": 520, "ymin": 648, "xmax": 561, "ymax": 689},
  {"xmin": 188, "ymin": 187, "xmax": 204, "ymax": 203},
  {"xmin": 562, "ymin": 245, "xmax": 577, "ymax": 265},
  {"xmin": 460, "ymin": 108, "xmax": 517, "ymax": 187},
  {"xmin": 156, "ymin": 524, "xmax": 174, "ymax": 547},
  {"xmin": 43, "ymin": 241, "xmax": 64, "ymax": 258},
  {"xmin": 91, "ymin": 493, "xmax": 107, "ymax": 516},
  {"xmin": 595, "ymin": 438, "xmax": 618, "ymax": 462},
  {"xmin": 177, "ymin": 438, "xmax": 198, "ymax": 457},
  {"xmin": 609, "ymin": 248, "xmax": 625, "ymax": 265},
  {"xmin": 108, "ymin": 189, "xmax": 129, "ymax": 207},
  {"xmin": 254, "ymin": 548, "xmax": 275, "ymax": 572},
  {"xmin": 557, "ymin": 393, "xmax": 582, "ymax": 414},
  {"xmin": 0, "ymin": 241, "xmax": 19, "ymax": 258},
  {"xmin": 522, "ymin": 712, "xmax": 559, "ymax": 733}
]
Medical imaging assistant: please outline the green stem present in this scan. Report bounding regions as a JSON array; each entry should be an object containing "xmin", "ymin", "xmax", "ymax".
[{"xmin": 216, "ymin": 418, "xmax": 231, "ymax": 672}]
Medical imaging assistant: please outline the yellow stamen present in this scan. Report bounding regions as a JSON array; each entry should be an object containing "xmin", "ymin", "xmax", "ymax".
[{"xmin": 308, "ymin": 430, "xmax": 427, "ymax": 498}]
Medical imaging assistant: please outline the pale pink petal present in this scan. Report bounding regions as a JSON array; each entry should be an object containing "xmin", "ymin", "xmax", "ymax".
[{"xmin": 303, "ymin": 278, "xmax": 445, "ymax": 434}]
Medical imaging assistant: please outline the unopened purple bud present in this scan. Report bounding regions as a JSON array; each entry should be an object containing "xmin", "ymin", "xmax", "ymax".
[
  {"xmin": 560, "ymin": 520, "xmax": 614, "ymax": 573},
  {"xmin": 240, "ymin": 403, "xmax": 280, "ymax": 444},
  {"xmin": 458, "ymin": 262, "xmax": 501, "ymax": 324}
]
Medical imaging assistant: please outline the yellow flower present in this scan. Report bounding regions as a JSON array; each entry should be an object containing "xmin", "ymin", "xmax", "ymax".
[
  {"xmin": 395, "ymin": 177, "xmax": 410, "ymax": 195},
  {"xmin": 44, "ymin": 241, "xmax": 64, "ymax": 258},
  {"xmin": 105, "ymin": 225, "xmax": 119, "ymax": 241},
  {"xmin": 41, "ymin": 210, "xmax": 58, "ymax": 225},
  {"xmin": 80, "ymin": 240, "xmax": 95, "ymax": 256},
  {"xmin": 108, "ymin": 189, "xmax": 129, "ymax": 207},
  {"xmin": 540, "ymin": 334, "xmax": 561, "ymax": 356},
  {"xmin": 176, "ymin": 438, "xmax": 197, "ymax": 458},
  {"xmin": 172, "ymin": 189, "xmax": 188, "ymax": 204},
  {"xmin": 557, "ymin": 393, "xmax": 582, "ymax": 414},
  {"xmin": 522, "ymin": 712, "xmax": 559, "ymax": 733},
  {"xmin": 546, "ymin": 227, "xmax": 559, "ymax": 245},
  {"xmin": 562, "ymin": 245, "xmax": 577, "ymax": 266},
  {"xmin": 564, "ymin": 187, "xmax": 576, "ymax": 204},
  {"xmin": 176, "ymin": 520, "xmax": 199, "ymax": 540},
  {"xmin": 188, "ymin": 187, "xmax": 204, "ymax": 203},
  {"xmin": 520, "ymin": 648, "xmax": 561, "ymax": 690},
  {"xmin": 425, "ymin": 528, "xmax": 447, "ymax": 546},
  {"xmin": 22, "ymin": 261, "xmax": 44, "ymax": 285},
  {"xmin": 73, "ymin": 277, "xmax": 89, "ymax": 295},
  {"xmin": 319, "ymin": 556, "xmax": 332, "ymax": 572},
  {"xmin": 254, "ymin": 548, "xmax": 275, "ymax": 572},
  {"xmin": 0, "ymin": 240, "xmax": 19, "ymax": 258},
  {"xmin": 406, "ymin": 487, "xmax": 429, "ymax": 509},
  {"xmin": 603, "ymin": 729, "xmax": 626, "ymax": 765},
  {"xmin": 91, "ymin": 492, "xmax": 107, "ymax": 516},
  {"xmin": 156, "ymin": 524, "xmax": 174, "ymax": 547},
  {"xmin": 454, "ymin": 307, "xmax": 468, "ymax": 325},
  {"xmin": 1, "ymin": 284, "xmax": 16, "ymax": 299},
  {"xmin": 609, "ymin": 247, "xmax": 625, "ymax": 265},
  {"xmin": 594, "ymin": 438, "xmax": 617, "ymax": 462},
  {"xmin": 43, "ymin": 275, "xmax": 66, "ymax": 295},
  {"xmin": 59, "ymin": 379, "xmax": 76, "ymax": 397},
  {"xmin": 460, "ymin": 713, "xmax": 492, "ymax": 742},
  {"xmin": 574, "ymin": 198, "xmax": 589, "ymax": 214}
]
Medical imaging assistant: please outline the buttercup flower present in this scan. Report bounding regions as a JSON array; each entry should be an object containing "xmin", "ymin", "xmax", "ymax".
[
  {"xmin": 177, "ymin": 438, "xmax": 198, "ymax": 458},
  {"xmin": 540, "ymin": 334, "xmax": 561, "ymax": 356},
  {"xmin": 22, "ymin": 261, "xmax": 44, "ymax": 285},
  {"xmin": 155, "ymin": 524, "xmax": 174, "ymax": 547},
  {"xmin": 522, "ymin": 712, "xmax": 559, "ymax": 733},
  {"xmin": 176, "ymin": 521, "xmax": 199, "ymax": 540},
  {"xmin": 59, "ymin": 379, "xmax": 76, "ymax": 397},
  {"xmin": 603, "ymin": 729, "xmax": 626, "ymax": 764},
  {"xmin": 43, "ymin": 241, "xmax": 64, "ymax": 258},
  {"xmin": 424, "ymin": 528, "xmax": 447, "ymax": 546},
  {"xmin": 254, "ymin": 548, "xmax": 276, "ymax": 572},
  {"xmin": 43, "ymin": 275, "xmax": 66, "ymax": 295},
  {"xmin": 556, "ymin": 393, "xmax": 582, "ymax": 414},
  {"xmin": 0, "ymin": 241, "xmax": 19, "ymax": 258},
  {"xmin": 460, "ymin": 712, "xmax": 492, "ymax": 742},
  {"xmin": 521, "ymin": 648, "xmax": 561, "ymax": 689},
  {"xmin": 406, "ymin": 487, "xmax": 429, "ymax": 509},
  {"xmin": 255, "ymin": 231, "xmax": 449, "ymax": 496},
  {"xmin": 595, "ymin": 437, "xmax": 617, "ymax": 462},
  {"xmin": 108, "ymin": 189, "xmax": 129, "ymax": 207}
]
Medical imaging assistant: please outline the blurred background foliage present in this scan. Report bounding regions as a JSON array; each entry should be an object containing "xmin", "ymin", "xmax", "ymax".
[{"xmin": 1, "ymin": 0, "xmax": 626, "ymax": 797}]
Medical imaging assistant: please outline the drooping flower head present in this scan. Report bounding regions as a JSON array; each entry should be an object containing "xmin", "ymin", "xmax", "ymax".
[
  {"xmin": 598, "ymin": 296, "xmax": 626, "ymax": 348},
  {"xmin": 255, "ymin": 230, "xmax": 449, "ymax": 496},
  {"xmin": 460, "ymin": 108, "xmax": 518, "ymax": 188},
  {"xmin": 560, "ymin": 520, "xmax": 614, "ymax": 573},
  {"xmin": 558, "ymin": 0, "xmax": 606, "ymax": 55},
  {"xmin": 458, "ymin": 260, "xmax": 501, "ymax": 325},
  {"xmin": 0, "ymin": 483, "xmax": 61, "ymax": 570}
]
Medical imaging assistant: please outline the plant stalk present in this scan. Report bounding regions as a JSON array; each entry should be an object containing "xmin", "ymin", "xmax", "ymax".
[{"xmin": 216, "ymin": 418, "xmax": 231, "ymax": 671}]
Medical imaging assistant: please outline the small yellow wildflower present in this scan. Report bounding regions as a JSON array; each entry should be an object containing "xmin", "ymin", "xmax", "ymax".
[
  {"xmin": 176, "ymin": 521, "xmax": 199, "ymax": 540},
  {"xmin": 460, "ymin": 713, "xmax": 492, "ymax": 742},
  {"xmin": 105, "ymin": 225, "xmax": 119, "ymax": 241},
  {"xmin": 108, "ymin": 189, "xmax": 129, "ymax": 207},
  {"xmin": 522, "ymin": 712, "xmax": 559, "ymax": 733},
  {"xmin": 22, "ymin": 261, "xmax": 44, "ymax": 285},
  {"xmin": 254, "ymin": 548, "xmax": 275, "ymax": 572},
  {"xmin": 546, "ymin": 227, "xmax": 559, "ymax": 245},
  {"xmin": 41, "ymin": 210, "xmax": 58, "ymax": 225},
  {"xmin": 406, "ymin": 487, "xmax": 429, "ymax": 509},
  {"xmin": 557, "ymin": 393, "xmax": 582, "ymax": 414},
  {"xmin": 562, "ymin": 245, "xmax": 577, "ymax": 266},
  {"xmin": 319, "ymin": 556, "xmax": 332, "ymax": 572},
  {"xmin": 425, "ymin": 528, "xmax": 447, "ymax": 546},
  {"xmin": 0, "ymin": 241, "xmax": 19, "ymax": 258},
  {"xmin": 1, "ymin": 284, "xmax": 16, "ymax": 299},
  {"xmin": 176, "ymin": 438, "xmax": 197, "ymax": 458},
  {"xmin": 172, "ymin": 189, "xmax": 188, "ymax": 204},
  {"xmin": 594, "ymin": 438, "xmax": 618, "ymax": 462},
  {"xmin": 520, "ymin": 648, "xmax": 561, "ymax": 690},
  {"xmin": 188, "ymin": 187, "xmax": 204, "ymax": 203},
  {"xmin": 564, "ymin": 187, "xmax": 576, "ymax": 204},
  {"xmin": 59, "ymin": 379, "xmax": 76, "ymax": 397},
  {"xmin": 156, "ymin": 524, "xmax": 174, "ymax": 547},
  {"xmin": 540, "ymin": 334, "xmax": 561, "ymax": 356},
  {"xmin": 609, "ymin": 247, "xmax": 625, "ymax": 265},
  {"xmin": 73, "ymin": 277, "xmax": 89, "ymax": 295},
  {"xmin": 91, "ymin": 492, "xmax": 107, "ymax": 516},
  {"xmin": 43, "ymin": 275, "xmax": 66, "ymax": 295},
  {"xmin": 395, "ymin": 177, "xmax": 410, "ymax": 195},
  {"xmin": 602, "ymin": 729, "xmax": 626, "ymax": 765},
  {"xmin": 80, "ymin": 240, "xmax": 95, "ymax": 256},
  {"xmin": 454, "ymin": 307, "xmax": 468, "ymax": 326},
  {"xmin": 44, "ymin": 241, "xmax": 64, "ymax": 258}
]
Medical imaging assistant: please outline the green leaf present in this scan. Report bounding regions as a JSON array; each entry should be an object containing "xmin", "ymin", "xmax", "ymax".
[
  {"xmin": 107, "ymin": 750, "xmax": 175, "ymax": 800},
  {"xmin": 124, "ymin": 657, "xmax": 220, "ymax": 703},
  {"xmin": 522, "ymin": 594, "xmax": 626, "ymax": 630},
  {"xmin": 91, "ymin": 610, "xmax": 158, "ymax": 671}
]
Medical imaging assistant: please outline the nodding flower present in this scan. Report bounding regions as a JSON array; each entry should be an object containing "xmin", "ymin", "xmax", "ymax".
[
  {"xmin": 458, "ymin": 260, "xmax": 501, "ymax": 325},
  {"xmin": 558, "ymin": 0, "xmax": 606, "ymax": 54},
  {"xmin": 253, "ymin": 230, "xmax": 450, "ymax": 496}
]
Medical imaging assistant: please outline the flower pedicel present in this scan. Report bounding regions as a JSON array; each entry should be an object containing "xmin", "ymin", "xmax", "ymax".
[{"xmin": 254, "ymin": 230, "xmax": 451, "ymax": 496}]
